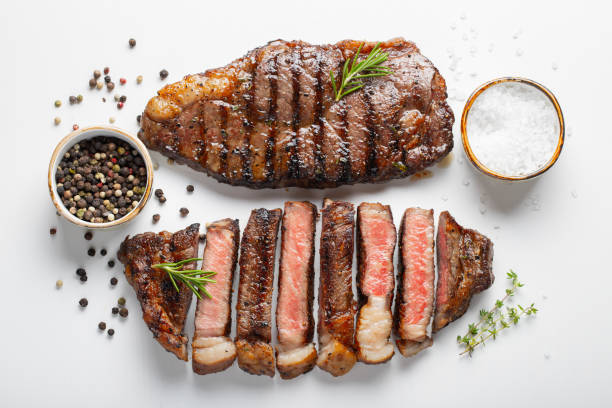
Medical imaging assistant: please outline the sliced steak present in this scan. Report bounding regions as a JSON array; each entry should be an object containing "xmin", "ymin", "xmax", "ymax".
[
  {"xmin": 355, "ymin": 203, "xmax": 396, "ymax": 364},
  {"xmin": 235, "ymin": 208, "xmax": 282, "ymax": 376},
  {"xmin": 394, "ymin": 208, "xmax": 435, "ymax": 357},
  {"xmin": 317, "ymin": 199, "xmax": 357, "ymax": 376},
  {"xmin": 140, "ymin": 38, "xmax": 454, "ymax": 189},
  {"xmin": 192, "ymin": 219, "xmax": 240, "ymax": 374},
  {"xmin": 117, "ymin": 224, "xmax": 200, "ymax": 361},
  {"xmin": 276, "ymin": 201, "xmax": 318, "ymax": 379},
  {"xmin": 433, "ymin": 211, "xmax": 494, "ymax": 332}
]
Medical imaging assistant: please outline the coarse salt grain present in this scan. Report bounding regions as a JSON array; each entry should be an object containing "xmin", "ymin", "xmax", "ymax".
[{"xmin": 466, "ymin": 82, "xmax": 559, "ymax": 177}]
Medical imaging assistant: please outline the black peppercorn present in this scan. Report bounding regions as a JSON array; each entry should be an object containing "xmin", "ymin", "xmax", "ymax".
[
  {"xmin": 50, "ymin": 227, "xmax": 57, "ymax": 235},
  {"xmin": 180, "ymin": 207, "xmax": 189, "ymax": 217},
  {"xmin": 84, "ymin": 231, "xmax": 93, "ymax": 240},
  {"xmin": 80, "ymin": 275, "xmax": 88, "ymax": 282},
  {"xmin": 129, "ymin": 38, "xmax": 136, "ymax": 48},
  {"xmin": 152, "ymin": 214, "xmax": 160, "ymax": 224},
  {"xmin": 110, "ymin": 277, "xmax": 118, "ymax": 286},
  {"xmin": 119, "ymin": 308, "xmax": 128, "ymax": 318},
  {"xmin": 79, "ymin": 298, "xmax": 88, "ymax": 307},
  {"xmin": 76, "ymin": 268, "xmax": 86, "ymax": 277},
  {"xmin": 186, "ymin": 184, "xmax": 194, "ymax": 192},
  {"xmin": 87, "ymin": 247, "xmax": 96, "ymax": 257},
  {"xmin": 98, "ymin": 321, "xmax": 106, "ymax": 330},
  {"xmin": 108, "ymin": 259, "xmax": 115, "ymax": 268},
  {"xmin": 104, "ymin": 75, "xmax": 111, "ymax": 83},
  {"xmin": 154, "ymin": 188, "xmax": 164, "ymax": 198},
  {"xmin": 159, "ymin": 69, "xmax": 169, "ymax": 79},
  {"xmin": 112, "ymin": 307, "xmax": 119, "ymax": 315},
  {"xmin": 100, "ymin": 248, "xmax": 107, "ymax": 256},
  {"xmin": 159, "ymin": 196, "xmax": 166, "ymax": 204},
  {"xmin": 107, "ymin": 328, "xmax": 115, "ymax": 336}
]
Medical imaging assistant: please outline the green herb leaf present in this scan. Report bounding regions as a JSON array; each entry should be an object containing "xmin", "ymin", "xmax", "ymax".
[{"xmin": 152, "ymin": 258, "xmax": 216, "ymax": 300}]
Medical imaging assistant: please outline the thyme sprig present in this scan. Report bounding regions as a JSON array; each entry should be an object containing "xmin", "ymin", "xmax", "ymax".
[
  {"xmin": 152, "ymin": 258, "xmax": 216, "ymax": 300},
  {"xmin": 330, "ymin": 42, "xmax": 393, "ymax": 101},
  {"xmin": 457, "ymin": 270, "xmax": 538, "ymax": 356}
]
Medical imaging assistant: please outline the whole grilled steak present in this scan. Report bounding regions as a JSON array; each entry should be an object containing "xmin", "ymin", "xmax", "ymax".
[
  {"xmin": 117, "ymin": 224, "xmax": 200, "ymax": 361},
  {"xmin": 192, "ymin": 219, "xmax": 240, "ymax": 375},
  {"xmin": 394, "ymin": 208, "xmax": 435, "ymax": 357},
  {"xmin": 276, "ymin": 201, "xmax": 318, "ymax": 379},
  {"xmin": 433, "ymin": 211, "xmax": 494, "ymax": 333},
  {"xmin": 355, "ymin": 202, "xmax": 396, "ymax": 364},
  {"xmin": 140, "ymin": 38, "xmax": 454, "ymax": 189},
  {"xmin": 235, "ymin": 208, "xmax": 282, "ymax": 377},
  {"xmin": 317, "ymin": 199, "xmax": 357, "ymax": 376}
]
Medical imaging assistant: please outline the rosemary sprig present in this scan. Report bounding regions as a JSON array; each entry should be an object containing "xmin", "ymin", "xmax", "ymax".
[
  {"xmin": 457, "ymin": 270, "xmax": 538, "ymax": 356},
  {"xmin": 152, "ymin": 258, "xmax": 216, "ymax": 300},
  {"xmin": 330, "ymin": 42, "xmax": 393, "ymax": 101}
]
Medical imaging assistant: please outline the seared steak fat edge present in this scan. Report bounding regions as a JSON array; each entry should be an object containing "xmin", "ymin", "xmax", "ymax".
[{"xmin": 140, "ymin": 38, "xmax": 454, "ymax": 189}]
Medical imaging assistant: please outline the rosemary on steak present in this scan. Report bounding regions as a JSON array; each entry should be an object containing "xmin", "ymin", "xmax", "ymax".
[
  {"xmin": 457, "ymin": 270, "xmax": 538, "ymax": 356},
  {"xmin": 152, "ymin": 258, "xmax": 216, "ymax": 300},
  {"xmin": 330, "ymin": 42, "xmax": 393, "ymax": 101}
]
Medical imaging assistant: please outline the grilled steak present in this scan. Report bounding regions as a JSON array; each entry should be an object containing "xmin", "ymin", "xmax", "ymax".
[
  {"xmin": 433, "ymin": 211, "xmax": 494, "ymax": 332},
  {"xmin": 276, "ymin": 201, "xmax": 318, "ymax": 379},
  {"xmin": 394, "ymin": 208, "xmax": 435, "ymax": 357},
  {"xmin": 355, "ymin": 203, "xmax": 396, "ymax": 364},
  {"xmin": 192, "ymin": 219, "xmax": 240, "ymax": 374},
  {"xmin": 317, "ymin": 199, "xmax": 357, "ymax": 376},
  {"xmin": 235, "ymin": 208, "xmax": 282, "ymax": 376},
  {"xmin": 140, "ymin": 38, "xmax": 454, "ymax": 189},
  {"xmin": 117, "ymin": 224, "xmax": 200, "ymax": 361}
]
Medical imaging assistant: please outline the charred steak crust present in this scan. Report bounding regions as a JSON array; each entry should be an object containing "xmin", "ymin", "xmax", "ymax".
[
  {"xmin": 235, "ymin": 208, "xmax": 282, "ymax": 376},
  {"xmin": 275, "ymin": 201, "xmax": 318, "ymax": 379},
  {"xmin": 433, "ymin": 211, "xmax": 494, "ymax": 333},
  {"xmin": 317, "ymin": 199, "xmax": 357, "ymax": 376},
  {"xmin": 117, "ymin": 223, "xmax": 200, "ymax": 361},
  {"xmin": 140, "ymin": 38, "xmax": 454, "ymax": 189}
]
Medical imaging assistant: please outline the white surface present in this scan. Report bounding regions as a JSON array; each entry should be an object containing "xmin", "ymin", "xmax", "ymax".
[{"xmin": 1, "ymin": 1, "xmax": 611, "ymax": 407}]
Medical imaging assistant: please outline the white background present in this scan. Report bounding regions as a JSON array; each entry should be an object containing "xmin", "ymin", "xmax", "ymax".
[{"xmin": 1, "ymin": 0, "xmax": 611, "ymax": 407}]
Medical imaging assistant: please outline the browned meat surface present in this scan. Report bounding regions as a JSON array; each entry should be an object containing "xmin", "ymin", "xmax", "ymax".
[
  {"xmin": 433, "ymin": 211, "xmax": 494, "ymax": 333},
  {"xmin": 140, "ymin": 38, "xmax": 454, "ymax": 189},
  {"xmin": 117, "ymin": 224, "xmax": 200, "ymax": 361},
  {"xmin": 317, "ymin": 199, "xmax": 357, "ymax": 376},
  {"xmin": 275, "ymin": 201, "xmax": 318, "ymax": 379},
  {"xmin": 192, "ymin": 219, "xmax": 240, "ymax": 375},
  {"xmin": 235, "ymin": 208, "xmax": 282, "ymax": 376},
  {"xmin": 355, "ymin": 202, "xmax": 396, "ymax": 364}
]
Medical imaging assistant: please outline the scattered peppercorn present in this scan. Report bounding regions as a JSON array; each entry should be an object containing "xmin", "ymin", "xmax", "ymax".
[
  {"xmin": 199, "ymin": 233, "xmax": 206, "ymax": 242},
  {"xmin": 104, "ymin": 67, "xmax": 110, "ymax": 75},
  {"xmin": 129, "ymin": 38, "xmax": 136, "ymax": 48},
  {"xmin": 152, "ymin": 213, "xmax": 160, "ymax": 224},
  {"xmin": 159, "ymin": 196, "xmax": 167, "ymax": 204},
  {"xmin": 80, "ymin": 275, "xmax": 88, "ymax": 282},
  {"xmin": 107, "ymin": 82, "xmax": 115, "ymax": 91},
  {"xmin": 77, "ymin": 94, "xmax": 83, "ymax": 103},
  {"xmin": 56, "ymin": 279, "xmax": 63, "ymax": 289},
  {"xmin": 76, "ymin": 268, "xmax": 86, "ymax": 277},
  {"xmin": 54, "ymin": 100, "xmax": 62, "ymax": 107},
  {"xmin": 112, "ymin": 307, "xmax": 119, "ymax": 315},
  {"xmin": 79, "ymin": 298, "xmax": 88, "ymax": 307},
  {"xmin": 84, "ymin": 231, "xmax": 93, "ymax": 240},
  {"xmin": 136, "ymin": 75, "xmax": 143, "ymax": 84},
  {"xmin": 108, "ymin": 259, "xmax": 115, "ymax": 268},
  {"xmin": 120, "ymin": 95, "xmax": 127, "ymax": 103},
  {"xmin": 159, "ymin": 69, "xmax": 169, "ymax": 79},
  {"xmin": 154, "ymin": 188, "xmax": 164, "ymax": 198},
  {"xmin": 72, "ymin": 124, "xmax": 79, "ymax": 131},
  {"xmin": 107, "ymin": 328, "xmax": 115, "ymax": 336},
  {"xmin": 136, "ymin": 114, "xmax": 141, "ymax": 124},
  {"xmin": 94, "ymin": 70, "xmax": 101, "ymax": 79},
  {"xmin": 89, "ymin": 78, "xmax": 97, "ymax": 88},
  {"xmin": 109, "ymin": 117, "xmax": 116, "ymax": 124},
  {"xmin": 54, "ymin": 117, "xmax": 61, "ymax": 125},
  {"xmin": 186, "ymin": 184, "xmax": 194, "ymax": 192},
  {"xmin": 50, "ymin": 227, "xmax": 57, "ymax": 235},
  {"xmin": 180, "ymin": 207, "xmax": 189, "ymax": 217},
  {"xmin": 118, "ymin": 297, "xmax": 126, "ymax": 306},
  {"xmin": 69, "ymin": 95, "xmax": 77, "ymax": 105},
  {"xmin": 98, "ymin": 321, "xmax": 106, "ymax": 330},
  {"xmin": 101, "ymin": 248, "xmax": 107, "ymax": 256},
  {"xmin": 119, "ymin": 308, "xmax": 129, "ymax": 318},
  {"xmin": 117, "ymin": 102, "xmax": 124, "ymax": 109},
  {"xmin": 96, "ymin": 81, "xmax": 103, "ymax": 90},
  {"xmin": 120, "ymin": 78, "xmax": 126, "ymax": 85},
  {"xmin": 110, "ymin": 277, "xmax": 118, "ymax": 286},
  {"xmin": 88, "ymin": 247, "xmax": 96, "ymax": 257}
]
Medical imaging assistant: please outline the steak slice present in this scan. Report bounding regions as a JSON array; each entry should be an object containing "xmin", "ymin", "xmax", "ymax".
[
  {"xmin": 317, "ymin": 199, "xmax": 357, "ymax": 376},
  {"xmin": 117, "ymin": 224, "xmax": 200, "ymax": 361},
  {"xmin": 394, "ymin": 208, "xmax": 435, "ymax": 357},
  {"xmin": 192, "ymin": 219, "xmax": 240, "ymax": 374},
  {"xmin": 235, "ymin": 208, "xmax": 282, "ymax": 376},
  {"xmin": 140, "ymin": 38, "xmax": 454, "ymax": 189},
  {"xmin": 433, "ymin": 211, "xmax": 494, "ymax": 332},
  {"xmin": 355, "ymin": 203, "xmax": 396, "ymax": 364},
  {"xmin": 276, "ymin": 201, "xmax": 318, "ymax": 379}
]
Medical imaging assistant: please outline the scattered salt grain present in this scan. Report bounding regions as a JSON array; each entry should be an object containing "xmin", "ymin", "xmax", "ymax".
[
  {"xmin": 441, "ymin": 195, "xmax": 448, "ymax": 202},
  {"xmin": 516, "ymin": 49, "xmax": 523, "ymax": 57},
  {"xmin": 462, "ymin": 178, "xmax": 471, "ymax": 186},
  {"xmin": 460, "ymin": 12, "xmax": 467, "ymax": 20},
  {"xmin": 488, "ymin": 43, "xmax": 495, "ymax": 53},
  {"xmin": 450, "ymin": 22, "xmax": 457, "ymax": 30},
  {"xmin": 571, "ymin": 190, "xmax": 578, "ymax": 199},
  {"xmin": 466, "ymin": 82, "xmax": 560, "ymax": 177},
  {"xmin": 493, "ymin": 226, "xmax": 501, "ymax": 230},
  {"xmin": 552, "ymin": 62, "xmax": 559, "ymax": 71},
  {"xmin": 479, "ymin": 205, "xmax": 487, "ymax": 215},
  {"xmin": 512, "ymin": 28, "xmax": 522, "ymax": 39}
]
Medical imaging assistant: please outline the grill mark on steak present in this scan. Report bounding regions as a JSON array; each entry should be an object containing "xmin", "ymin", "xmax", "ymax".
[
  {"xmin": 317, "ymin": 199, "xmax": 357, "ymax": 376},
  {"xmin": 433, "ymin": 211, "xmax": 494, "ymax": 333},
  {"xmin": 117, "ymin": 224, "xmax": 200, "ymax": 361},
  {"xmin": 236, "ymin": 208, "xmax": 282, "ymax": 377},
  {"xmin": 141, "ymin": 38, "xmax": 454, "ymax": 188},
  {"xmin": 193, "ymin": 219, "xmax": 240, "ymax": 374},
  {"xmin": 276, "ymin": 201, "xmax": 318, "ymax": 379},
  {"xmin": 355, "ymin": 202, "xmax": 396, "ymax": 364},
  {"xmin": 394, "ymin": 208, "xmax": 435, "ymax": 357}
]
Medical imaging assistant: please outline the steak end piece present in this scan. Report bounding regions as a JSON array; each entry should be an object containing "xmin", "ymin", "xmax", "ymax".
[
  {"xmin": 355, "ymin": 202, "xmax": 396, "ymax": 364},
  {"xmin": 140, "ymin": 38, "xmax": 454, "ymax": 189},
  {"xmin": 117, "ymin": 223, "xmax": 200, "ymax": 361},
  {"xmin": 317, "ymin": 199, "xmax": 357, "ymax": 376},
  {"xmin": 235, "ymin": 208, "xmax": 282, "ymax": 377},
  {"xmin": 394, "ymin": 208, "xmax": 435, "ymax": 357},
  {"xmin": 433, "ymin": 211, "xmax": 494, "ymax": 333},
  {"xmin": 192, "ymin": 218, "xmax": 240, "ymax": 375}
]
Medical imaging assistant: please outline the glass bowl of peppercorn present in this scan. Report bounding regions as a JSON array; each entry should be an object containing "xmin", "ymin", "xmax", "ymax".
[{"xmin": 48, "ymin": 126, "xmax": 154, "ymax": 229}]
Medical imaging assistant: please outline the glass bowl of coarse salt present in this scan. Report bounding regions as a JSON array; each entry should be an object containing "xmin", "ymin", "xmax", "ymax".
[{"xmin": 461, "ymin": 77, "xmax": 564, "ymax": 181}]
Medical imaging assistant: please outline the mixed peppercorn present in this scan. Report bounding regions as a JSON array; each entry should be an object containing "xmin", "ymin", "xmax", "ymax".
[{"xmin": 55, "ymin": 137, "xmax": 147, "ymax": 223}]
